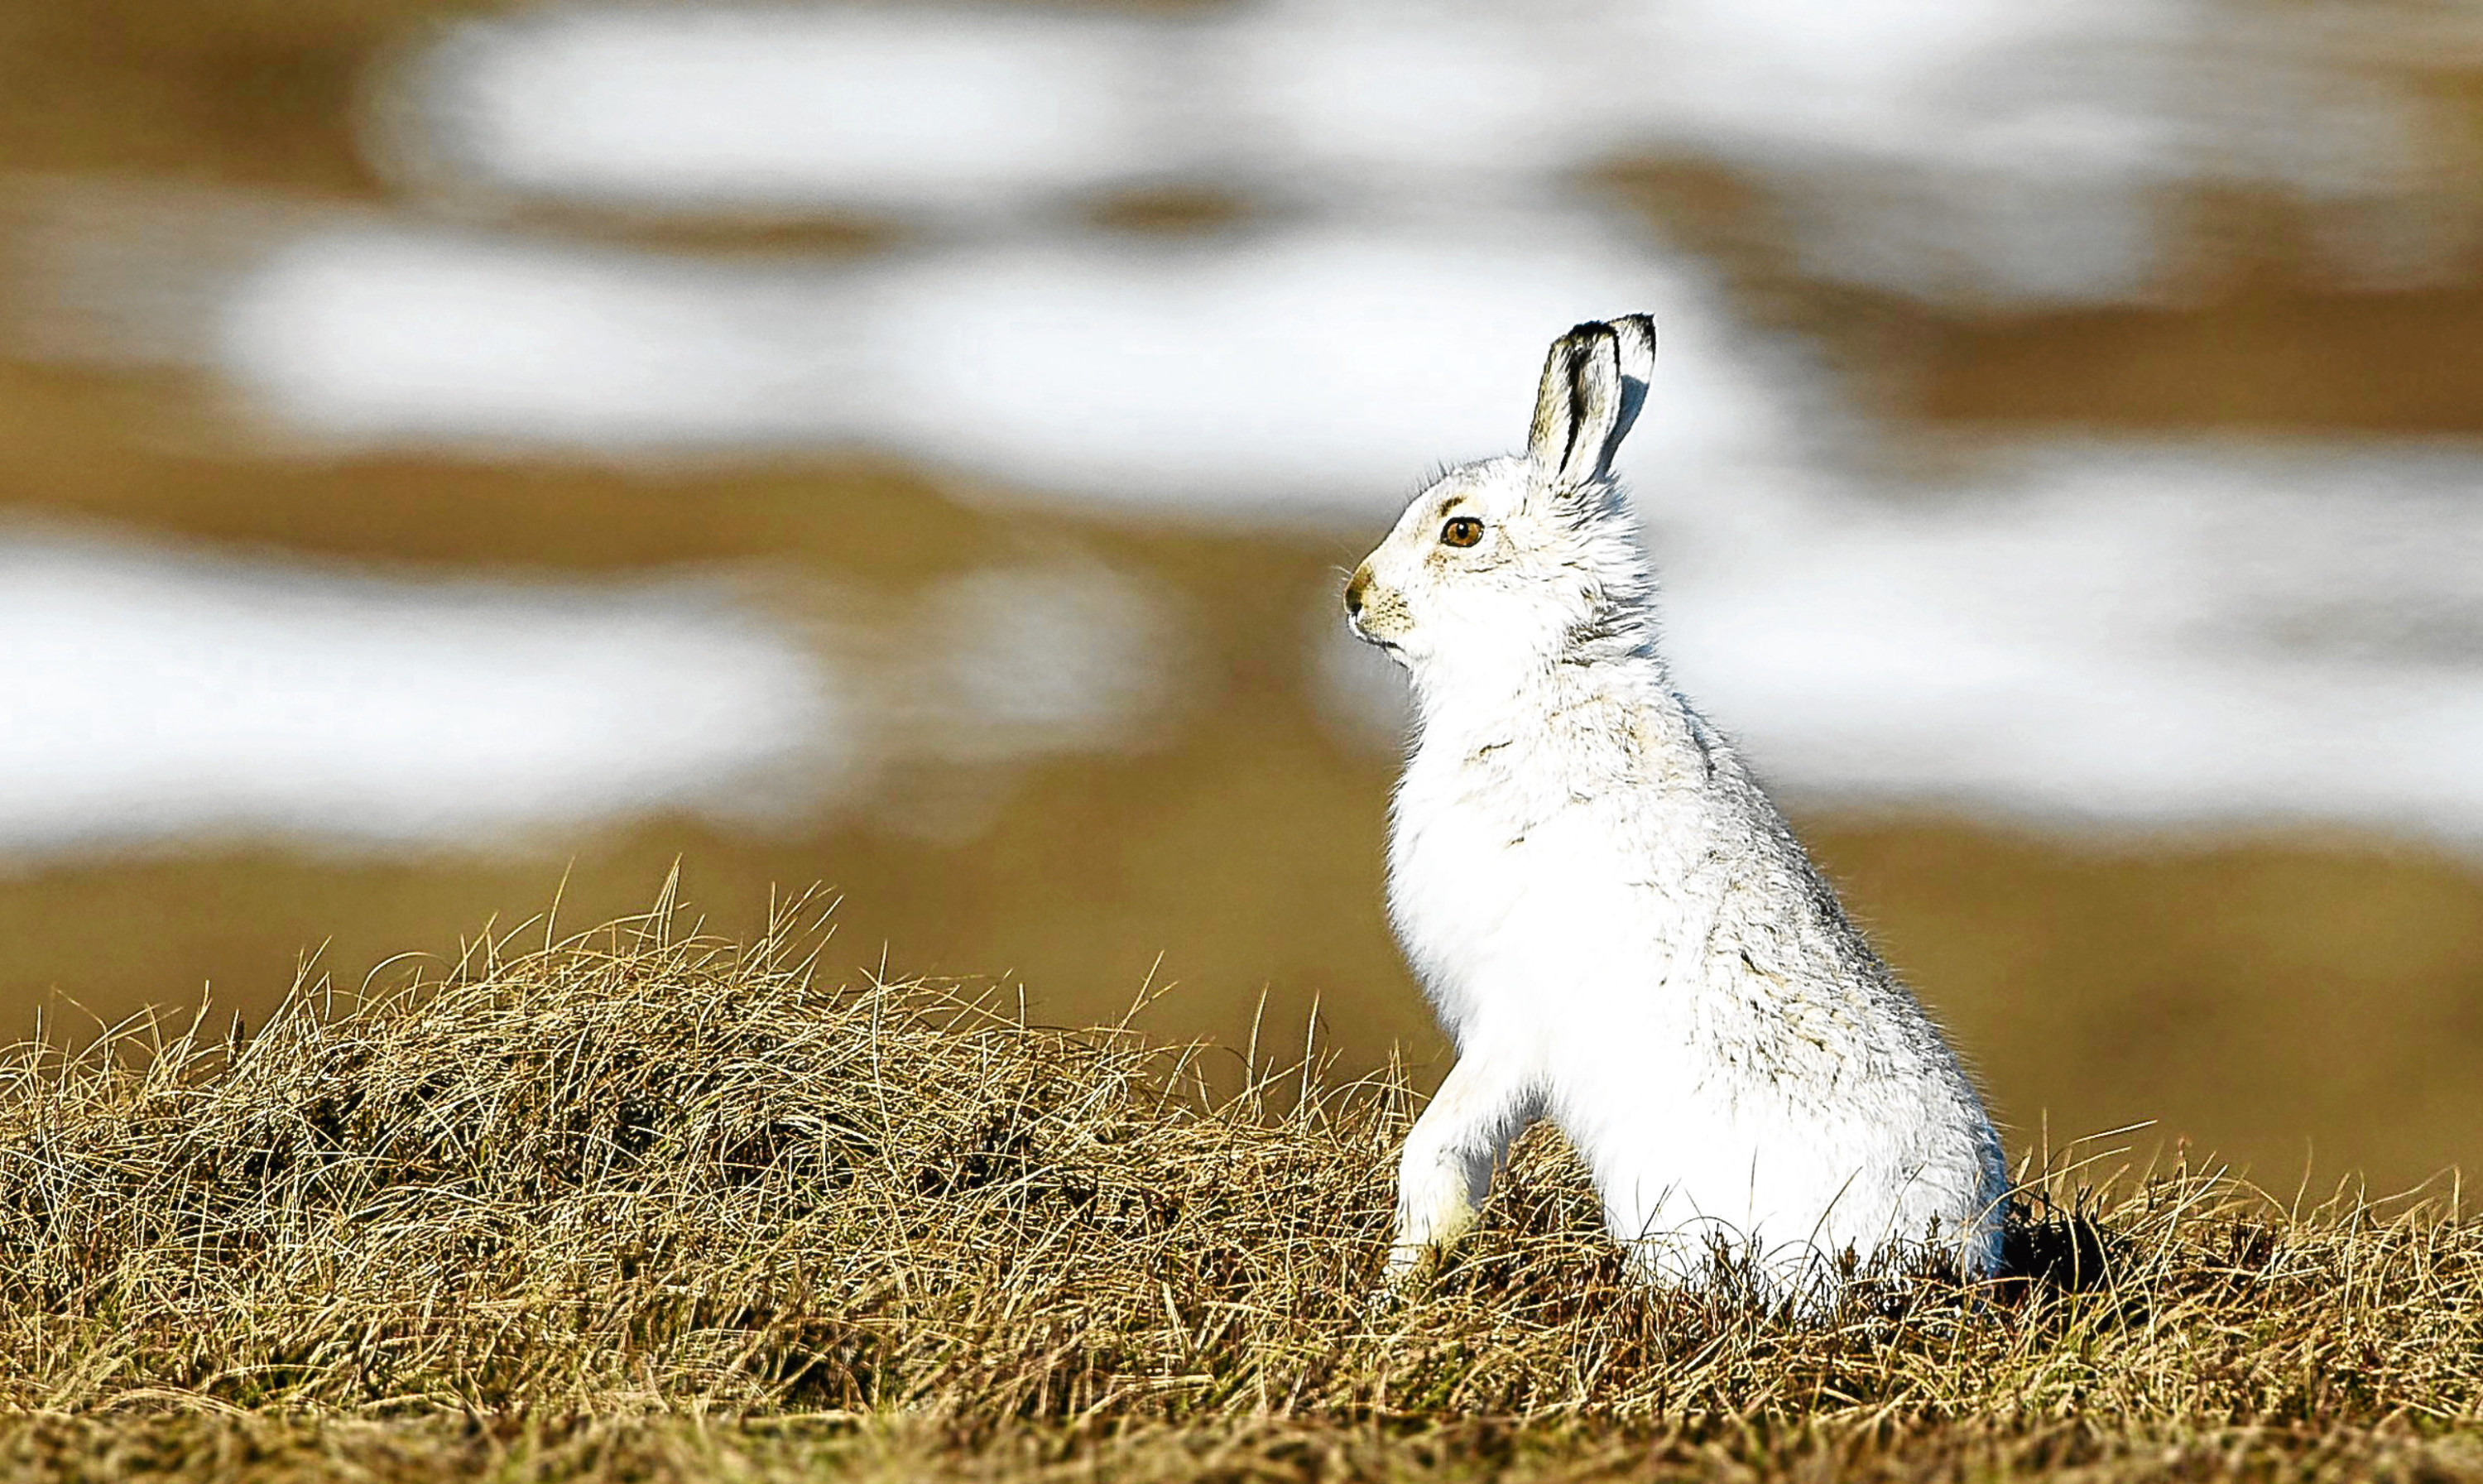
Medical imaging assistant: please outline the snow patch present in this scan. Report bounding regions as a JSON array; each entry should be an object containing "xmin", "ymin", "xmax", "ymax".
[
  {"xmin": 376, "ymin": 0, "xmax": 2458, "ymax": 302},
  {"xmin": 193, "ymin": 211, "xmax": 1825, "ymax": 523},
  {"xmin": 0, "ymin": 534, "xmax": 844, "ymax": 859}
]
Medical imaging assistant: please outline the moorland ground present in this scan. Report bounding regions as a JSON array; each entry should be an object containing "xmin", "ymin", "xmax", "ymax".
[{"xmin": 0, "ymin": 903, "xmax": 2475, "ymax": 1483}]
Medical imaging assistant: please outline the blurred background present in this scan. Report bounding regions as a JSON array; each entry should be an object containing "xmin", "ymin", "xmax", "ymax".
[{"xmin": 3, "ymin": 0, "xmax": 2482, "ymax": 1189}]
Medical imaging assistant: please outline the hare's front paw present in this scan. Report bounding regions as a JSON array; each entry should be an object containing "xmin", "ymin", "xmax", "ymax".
[
  {"xmin": 1366, "ymin": 1184, "xmax": 1478, "ymax": 1314},
  {"xmin": 1362, "ymin": 1237, "xmax": 1443, "ymax": 1321},
  {"xmin": 1378, "ymin": 1233, "xmax": 1438, "ymax": 1290}
]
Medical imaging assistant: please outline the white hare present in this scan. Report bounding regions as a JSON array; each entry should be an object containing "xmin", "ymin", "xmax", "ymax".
[{"xmin": 1346, "ymin": 316, "xmax": 2005, "ymax": 1299}]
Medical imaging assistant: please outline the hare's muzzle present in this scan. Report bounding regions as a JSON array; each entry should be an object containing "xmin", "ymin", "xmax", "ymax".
[{"xmin": 1346, "ymin": 563, "xmax": 1412, "ymax": 649}]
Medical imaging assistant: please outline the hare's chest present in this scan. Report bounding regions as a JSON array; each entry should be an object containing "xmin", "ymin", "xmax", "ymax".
[{"xmin": 1386, "ymin": 763, "xmax": 1707, "ymax": 1039}]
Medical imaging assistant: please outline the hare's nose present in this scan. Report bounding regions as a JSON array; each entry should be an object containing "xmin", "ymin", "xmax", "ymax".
[{"xmin": 1345, "ymin": 566, "xmax": 1370, "ymax": 617}]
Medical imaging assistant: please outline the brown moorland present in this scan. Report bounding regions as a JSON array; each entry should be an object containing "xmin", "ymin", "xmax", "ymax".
[{"xmin": 0, "ymin": 898, "xmax": 2474, "ymax": 1482}]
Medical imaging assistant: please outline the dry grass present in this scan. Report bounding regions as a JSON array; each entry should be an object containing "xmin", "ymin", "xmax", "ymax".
[{"xmin": 0, "ymin": 896, "xmax": 2476, "ymax": 1482}]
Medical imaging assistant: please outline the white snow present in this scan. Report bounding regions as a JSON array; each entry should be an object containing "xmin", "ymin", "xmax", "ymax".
[
  {"xmin": 0, "ymin": 533, "xmax": 847, "ymax": 859},
  {"xmin": 387, "ymin": 7, "xmax": 1196, "ymax": 217},
  {"xmin": 213, "ymin": 225, "xmax": 862, "ymax": 453},
  {"xmin": 373, "ymin": 0, "xmax": 2458, "ymax": 302},
  {"xmin": 196, "ymin": 210, "xmax": 1822, "ymax": 522},
  {"xmin": 1676, "ymin": 446, "xmax": 2483, "ymax": 842},
  {"xmin": 0, "ymin": 531, "xmax": 1195, "ymax": 863}
]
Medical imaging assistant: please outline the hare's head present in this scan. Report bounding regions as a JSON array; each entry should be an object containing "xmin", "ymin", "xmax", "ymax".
[{"xmin": 1346, "ymin": 316, "xmax": 1659, "ymax": 685}]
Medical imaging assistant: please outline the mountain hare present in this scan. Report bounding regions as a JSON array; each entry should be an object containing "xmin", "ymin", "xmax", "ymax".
[{"xmin": 1346, "ymin": 316, "xmax": 2005, "ymax": 1299}]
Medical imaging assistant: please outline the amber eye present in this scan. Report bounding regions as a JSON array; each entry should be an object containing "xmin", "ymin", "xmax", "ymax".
[{"xmin": 1439, "ymin": 516, "xmax": 1484, "ymax": 549}]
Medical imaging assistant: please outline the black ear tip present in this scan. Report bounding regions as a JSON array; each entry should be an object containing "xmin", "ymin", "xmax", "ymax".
[
  {"xmin": 1555, "ymin": 321, "xmax": 1621, "ymax": 353},
  {"xmin": 1607, "ymin": 315, "xmax": 1658, "ymax": 380},
  {"xmin": 1551, "ymin": 326, "xmax": 1623, "ymax": 380}
]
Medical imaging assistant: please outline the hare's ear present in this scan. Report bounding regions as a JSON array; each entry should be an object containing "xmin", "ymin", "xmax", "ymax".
[
  {"xmin": 1607, "ymin": 313, "xmax": 1657, "ymax": 459},
  {"xmin": 1527, "ymin": 315, "xmax": 1656, "ymax": 488}
]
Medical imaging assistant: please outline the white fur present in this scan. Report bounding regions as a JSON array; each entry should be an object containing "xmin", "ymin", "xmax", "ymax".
[{"xmin": 1347, "ymin": 317, "xmax": 2004, "ymax": 1300}]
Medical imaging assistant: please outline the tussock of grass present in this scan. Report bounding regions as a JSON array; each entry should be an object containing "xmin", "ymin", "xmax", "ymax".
[{"xmin": 0, "ymin": 900, "xmax": 2476, "ymax": 1480}]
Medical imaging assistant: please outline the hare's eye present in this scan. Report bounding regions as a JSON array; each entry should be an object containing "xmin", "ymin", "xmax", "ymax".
[{"xmin": 1439, "ymin": 516, "xmax": 1484, "ymax": 549}]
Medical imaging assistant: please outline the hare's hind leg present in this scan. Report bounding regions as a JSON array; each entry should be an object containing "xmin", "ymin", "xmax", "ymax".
[{"xmin": 1385, "ymin": 1051, "xmax": 1540, "ymax": 1285}]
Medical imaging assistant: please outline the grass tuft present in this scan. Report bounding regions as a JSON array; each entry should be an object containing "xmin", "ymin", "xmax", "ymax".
[{"xmin": 0, "ymin": 900, "xmax": 2476, "ymax": 1479}]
